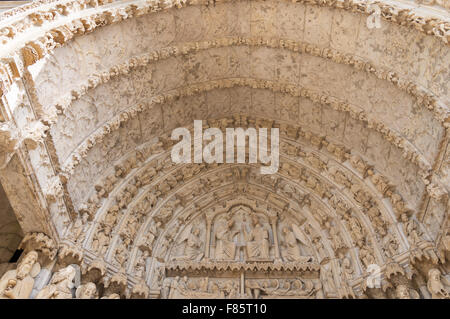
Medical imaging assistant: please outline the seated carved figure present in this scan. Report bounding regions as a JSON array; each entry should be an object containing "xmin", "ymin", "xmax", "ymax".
[
  {"xmin": 0, "ymin": 251, "xmax": 40, "ymax": 299},
  {"xmin": 173, "ymin": 227, "xmax": 204, "ymax": 261},
  {"xmin": 215, "ymin": 219, "xmax": 238, "ymax": 260},
  {"xmin": 76, "ymin": 282, "xmax": 97, "ymax": 299},
  {"xmin": 243, "ymin": 216, "xmax": 270, "ymax": 260}
]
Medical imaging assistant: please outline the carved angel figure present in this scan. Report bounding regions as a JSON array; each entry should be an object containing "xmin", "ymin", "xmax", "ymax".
[
  {"xmin": 281, "ymin": 225, "xmax": 313, "ymax": 262},
  {"xmin": 103, "ymin": 205, "xmax": 119, "ymax": 227},
  {"xmin": 0, "ymin": 251, "xmax": 40, "ymax": 299},
  {"xmin": 344, "ymin": 212, "xmax": 364, "ymax": 246},
  {"xmin": 359, "ymin": 244, "xmax": 376, "ymax": 270},
  {"xmin": 91, "ymin": 225, "xmax": 111, "ymax": 255},
  {"xmin": 135, "ymin": 250, "xmax": 149, "ymax": 278},
  {"xmin": 140, "ymin": 220, "xmax": 162, "ymax": 252},
  {"xmin": 69, "ymin": 212, "xmax": 89, "ymax": 243},
  {"xmin": 339, "ymin": 256, "xmax": 354, "ymax": 281},
  {"xmin": 157, "ymin": 205, "xmax": 174, "ymax": 224},
  {"xmin": 122, "ymin": 213, "xmax": 139, "ymax": 239},
  {"xmin": 114, "ymin": 243, "xmax": 128, "ymax": 268},
  {"xmin": 325, "ymin": 220, "xmax": 347, "ymax": 252},
  {"xmin": 304, "ymin": 224, "xmax": 328, "ymax": 263},
  {"xmin": 382, "ymin": 231, "xmax": 399, "ymax": 257},
  {"xmin": 173, "ymin": 226, "xmax": 204, "ymax": 261}
]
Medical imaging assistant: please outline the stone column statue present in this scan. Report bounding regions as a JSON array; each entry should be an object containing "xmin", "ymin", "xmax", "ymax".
[
  {"xmin": 35, "ymin": 265, "xmax": 77, "ymax": 299},
  {"xmin": 0, "ymin": 250, "xmax": 40, "ymax": 299}
]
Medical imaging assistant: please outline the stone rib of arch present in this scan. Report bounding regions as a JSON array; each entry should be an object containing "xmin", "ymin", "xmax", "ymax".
[
  {"xmin": 44, "ymin": 37, "xmax": 445, "ymax": 123},
  {"xmin": 58, "ymin": 88, "xmax": 442, "ymax": 201},
  {"xmin": 0, "ymin": 0, "xmax": 448, "ymax": 64}
]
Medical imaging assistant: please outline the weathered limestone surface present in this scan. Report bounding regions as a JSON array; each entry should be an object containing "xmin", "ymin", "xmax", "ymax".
[{"xmin": 0, "ymin": 0, "xmax": 448, "ymax": 299}]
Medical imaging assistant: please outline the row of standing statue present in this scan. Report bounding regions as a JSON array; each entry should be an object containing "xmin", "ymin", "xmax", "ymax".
[
  {"xmin": 0, "ymin": 251, "xmax": 119, "ymax": 299},
  {"xmin": 1, "ymin": 250, "xmax": 449, "ymax": 299}
]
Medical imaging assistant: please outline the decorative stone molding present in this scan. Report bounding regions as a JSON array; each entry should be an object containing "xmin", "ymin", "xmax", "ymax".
[
  {"xmin": 103, "ymin": 270, "xmax": 128, "ymax": 297},
  {"xmin": 57, "ymin": 243, "xmax": 84, "ymax": 266},
  {"xmin": 165, "ymin": 260, "xmax": 321, "ymax": 273},
  {"xmin": 130, "ymin": 279, "xmax": 150, "ymax": 299},
  {"xmin": 0, "ymin": 0, "xmax": 448, "ymax": 58},
  {"xmin": 59, "ymin": 79, "xmax": 434, "ymax": 179},
  {"xmin": 49, "ymin": 37, "xmax": 446, "ymax": 126},
  {"xmin": 19, "ymin": 232, "xmax": 57, "ymax": 262},
  {"xmin": 81, "ymin": 257, "xmax": 106, "ymax": 284}
]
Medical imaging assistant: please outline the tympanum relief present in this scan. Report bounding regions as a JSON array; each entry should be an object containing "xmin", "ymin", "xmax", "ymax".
[{"xmin": 153, "ymin": 204, "xmax": 323, "ymax": 299}]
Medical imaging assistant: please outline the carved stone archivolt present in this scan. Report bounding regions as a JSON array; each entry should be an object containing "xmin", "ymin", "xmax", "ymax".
[{"xmin": 0, "ymin": 0, "xmax": 448, "ymax": 299}]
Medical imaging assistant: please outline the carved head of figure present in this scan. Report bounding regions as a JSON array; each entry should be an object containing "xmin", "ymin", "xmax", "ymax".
[
  {"xmin": 84, "ymin": 282, "xmax": 97, "ymax": 298},
  {"xmin": 192, "ymin": 228, "xmax": 200, "ymax": 236},
  {"xmin": 82, "ymin": 212, "xmax": 89, "ymax": 223},
  {"xmin": 400, "ymin": 213, "xmax": 408, "ymax": 223},
  {"xmin": 342, "ymin": 256, "xmax": 352, "ymax": 269},
  {"xmin": 379, "ymin": 226, "xmax": 388, "ymax": 237},
  {"xmin": 396, "ymin": 285, "xmax": 411, "ymax": 299},
  {"xmin": 77, "ymin": 282, "xmax": 97, "ymax": 299},
  {"xmin": 428, "ymin": 268, "xmax": 441, "ymax": 282},
  {"xmin": 5, "ymin": 279, "xmax": 17, "ymax": 292},
  {"xmin": 16, "ymin": 251, "xmax": 38, "ymax": 279},
  {"xmin": 282, "ymin": 226, "xmax": 289, "ymax": 235},
  {"xmin": 252, "ymin": 215, "xmax": 260, "ymax": 227}
]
